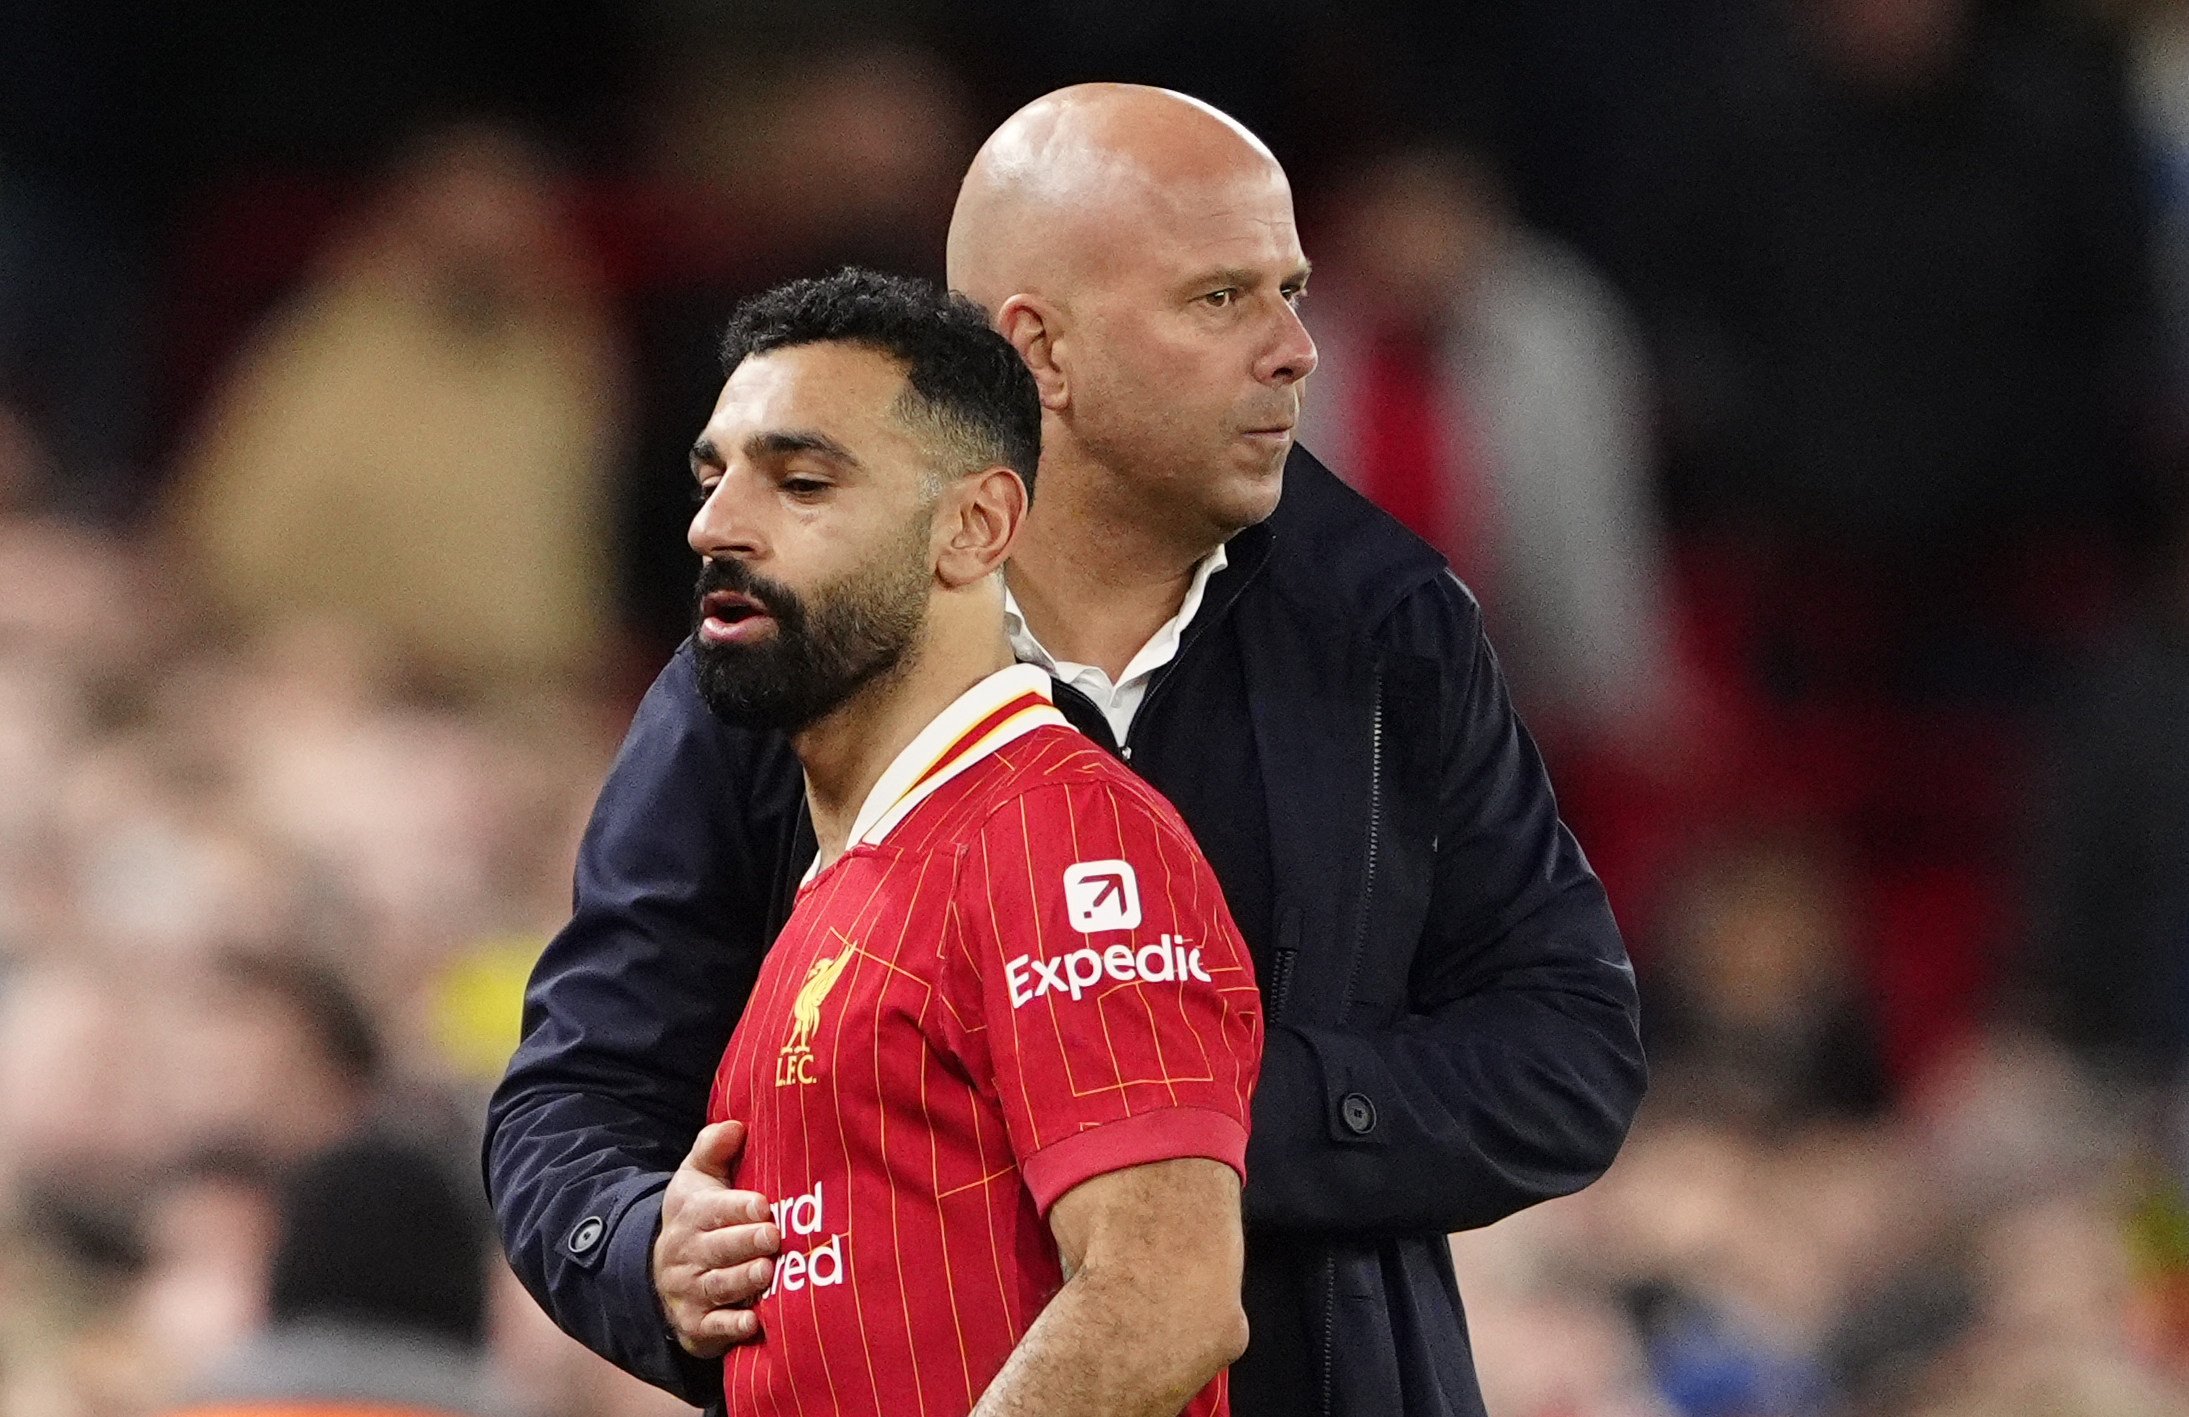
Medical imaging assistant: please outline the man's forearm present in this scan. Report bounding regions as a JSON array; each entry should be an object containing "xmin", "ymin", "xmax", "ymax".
[
  {"xmin": 485, "ymin": 1092, "xmax": 726, "ymax": 1402},
  {"xmin": 970, "ymin": 1261, "xmax": 1245, "ymax": 1417},
  {"xmin": 1242, "ymin": 927, "xmax": 1644, "ymax": 1236}
]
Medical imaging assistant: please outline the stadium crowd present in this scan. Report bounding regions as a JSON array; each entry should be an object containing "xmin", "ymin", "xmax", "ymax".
[{"xmin": 4, "ymin": 1, "xmax": 2189, "ymax": 1414}]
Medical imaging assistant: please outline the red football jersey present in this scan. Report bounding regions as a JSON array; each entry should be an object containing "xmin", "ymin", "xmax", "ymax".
[{"xmin": 707, "ymin": 663, "xmax": 1262, "ymax": 1417}]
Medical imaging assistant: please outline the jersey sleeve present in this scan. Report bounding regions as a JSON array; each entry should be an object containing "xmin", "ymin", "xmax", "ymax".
[{"xmin": 943, "ymin": 778, "xmax": 1263, "ymax": 1215}]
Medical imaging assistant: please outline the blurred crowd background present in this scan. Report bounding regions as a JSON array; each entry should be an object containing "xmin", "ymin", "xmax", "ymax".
[{"xmin": 3, "ymin": 1, "xmax": 2188, "ymax": 1414}]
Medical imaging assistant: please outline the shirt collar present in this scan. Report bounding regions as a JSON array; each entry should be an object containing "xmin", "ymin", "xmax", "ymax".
[
  {"xmin": 1002, "ymin": 543, "xmax": 1230, "ymax": 681},
  {"xmin": 806, "ymin": 663, "xmax": 1066, "ymax": 885}
]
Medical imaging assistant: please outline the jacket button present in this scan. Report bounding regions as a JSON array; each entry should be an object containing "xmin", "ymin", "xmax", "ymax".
[
  {"xmin": 1339, "ymin": 1092, "xmax": 1377, "ymax": 1136},
  {"xmin": 568, "ymin": 1216, "xmax": 606, "ymax": 1255}
]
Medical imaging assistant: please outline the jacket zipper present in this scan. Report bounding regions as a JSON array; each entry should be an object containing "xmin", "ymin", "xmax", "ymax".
[
  {"xmin": 1320, "ymin": 673, "xmax": 1386, "ymax": 1417},
  {"xmin": 1119, "ymin": 655, "xmax": 1184, "ymax": 763},
  {"xmin": 1338, "ymin": 676, "xmax": 1385, "ymax": 1015},
  {"xmin": 1267, "ymin": 946, "xmax": 1297, "ymax": 1020},
  {"xmin": 1268, "ymin": 906, "xmax": 1300, "ymax": 1021},
  {"xmin": 1319, "ymin": 1260, "xmax": 1339, "ymax": 1417},
  {"xmin": 1116, "ymin": 537, "xmax": 1271, "ymax": 763}
]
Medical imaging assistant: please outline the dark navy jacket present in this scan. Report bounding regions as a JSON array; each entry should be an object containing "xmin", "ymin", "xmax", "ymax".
[{"xmin": 485, "ymin": 448, "xmax": 1646, "ymax": 1416}]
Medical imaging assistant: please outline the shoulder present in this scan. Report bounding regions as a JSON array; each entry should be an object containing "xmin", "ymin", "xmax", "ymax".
[
  {"xmin": 1256, "ymin": 451, "xmax": 1487, "ymax": 672},
  {"xmin": 949, "ymin": 730, "xmax": 1201, "ymax": 855},
  {"xmin": 938, "ymin": 752, "xmax": 1231, "ymax": 943},
  {"xmin": 612, "ymin": 641, "xmax": 803, "ymax": 809},
  {"xmin": 1259, "ymin": 445, "xmax": 1466, "ymax": 640},
  {"xmin": 626, "ymin": 642, "xmax": 722, "ymax": 751},
  {"xmin": 1376, "ymin": 568, "xmax": 1488, "ymax": 669}
]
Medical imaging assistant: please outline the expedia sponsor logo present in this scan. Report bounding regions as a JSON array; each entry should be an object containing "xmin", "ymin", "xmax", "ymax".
[
  {"xmin": 1062, "ymin": 859, "xmax": 1141, "ymax": 933},
  {"xmin": 762, "ymin": 1180, "xmax": 848, "ymax": 1297},
  {"xmin": 1004, "ymin": 933, "xmax": 1212, "ymax": 1009}
]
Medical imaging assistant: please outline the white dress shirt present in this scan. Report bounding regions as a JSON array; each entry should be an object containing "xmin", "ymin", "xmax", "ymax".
[{"xmin": 1002, "ymin": 545, "xmax": 1229, "ymax": 751}]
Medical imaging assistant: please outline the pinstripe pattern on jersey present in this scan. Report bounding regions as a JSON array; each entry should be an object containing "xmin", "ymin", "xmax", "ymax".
[{"xmin": 709, "ymin": 667, "xmax": 1260, "ymax": 1417}]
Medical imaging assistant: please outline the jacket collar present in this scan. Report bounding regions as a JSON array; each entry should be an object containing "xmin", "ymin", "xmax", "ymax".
[{"xmin": 1261, "ymin": 445, "xmax": 1452, "ymax": 632}]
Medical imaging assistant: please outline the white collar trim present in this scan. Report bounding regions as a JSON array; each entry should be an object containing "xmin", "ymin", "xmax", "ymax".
[{"xmin": 803, "ymin": 663, "xmax": 1065, "ymax": 885}]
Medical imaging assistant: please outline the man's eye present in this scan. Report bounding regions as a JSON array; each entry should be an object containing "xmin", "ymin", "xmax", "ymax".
[
  {"xmin": 783, "ymin": 477, "xmax": 829, "ymax": 497},
  {"xmin": 1283, "ymin": 286, "xmax": 1308, "ymax": 308},
  {"xmin": 1203, "ymin": 288, "xmax": 1238, "ymax": 308},
  {"xmin": 691, "ymin": 481, "xmax": 717, "ymax": 508}
]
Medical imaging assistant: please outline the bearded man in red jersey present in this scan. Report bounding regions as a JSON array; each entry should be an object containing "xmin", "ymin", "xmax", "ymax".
[
  {"xmin": 680, "ymin": 265, "xmax": 1262, "ymax": 1417},
  {"xmin": 493, "ymin": 85, "xmax": 1644, "ymax": 1417}
]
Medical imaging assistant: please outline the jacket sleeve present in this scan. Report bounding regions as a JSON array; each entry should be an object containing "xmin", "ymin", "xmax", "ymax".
[
  {"xmin": 1244, "ymin": 576, "xmax": 1647, "ymax": 1235},
  {"xmin": 484, "ymin": 646, "xmax": 791, "ymax": 1403}
]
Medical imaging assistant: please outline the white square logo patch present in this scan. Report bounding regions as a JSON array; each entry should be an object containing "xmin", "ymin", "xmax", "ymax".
[{"xmin": 1062, "ymin": 859, "xmax": 1142, "ymax": 934}]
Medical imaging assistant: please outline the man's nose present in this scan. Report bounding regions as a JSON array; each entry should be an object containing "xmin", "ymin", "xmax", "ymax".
[
  {"xmin": 688, "ymin": 475, "xmax": 767, "ymax": 562},
  {"xmin": 1258, "ymin": 298, "xmax": 1319, "ymax": 387}
]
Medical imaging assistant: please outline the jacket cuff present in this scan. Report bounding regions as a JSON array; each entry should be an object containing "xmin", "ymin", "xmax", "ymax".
[
  {"xmin": 1241, "ymin": 1025, "xmax": 1390, "ymax": 1232},
  {"xmin": 603, "ymin": 1187, "xmax": 726, "ymax": 1402}
]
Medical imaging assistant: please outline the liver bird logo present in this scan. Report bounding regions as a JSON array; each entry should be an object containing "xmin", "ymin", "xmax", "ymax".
[{"xmin": 782, "ymin": 950, "xmax": 856, "ymax": 1060}]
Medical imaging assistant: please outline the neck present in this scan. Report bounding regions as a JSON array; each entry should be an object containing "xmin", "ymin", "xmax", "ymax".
[
  {"xmin": 793, "ymin": 601, "xmax": 1014, "ymax": 868},
  {"xmin": 1007, "ymin": 444, "xmax": 1223, "ymax": 679}
]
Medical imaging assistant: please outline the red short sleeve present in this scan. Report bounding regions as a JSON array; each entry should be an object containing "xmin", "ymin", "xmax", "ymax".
[{"xmin": 946, "ymin": 778, "xmax": 1263, "ymax": 1214}]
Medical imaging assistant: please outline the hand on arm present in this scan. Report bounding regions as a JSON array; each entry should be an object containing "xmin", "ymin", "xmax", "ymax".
[
  {"xmin": 972, "ymin": 1158, "xmax": 1247, "ymax": 1417},
  {"xmin": 484, "ymin": 646, "xmax": 808, "ymax": 1399},
  {"xmin": 652, "ymin": 1120, "xmax": 781, "ymax": 1357}
]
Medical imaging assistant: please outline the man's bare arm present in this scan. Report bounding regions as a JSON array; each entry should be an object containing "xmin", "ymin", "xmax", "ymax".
[{"xmin": 972, "ymin": 1157, "xmax": 1247, "ymax": 1417}]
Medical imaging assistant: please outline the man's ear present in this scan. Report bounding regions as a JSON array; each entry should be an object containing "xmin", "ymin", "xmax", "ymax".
[
  {"xmin": 995, "ymin": 296, "xmax": 1068, "ymax": 412},
  {"xmin": 935, "ymin": 465, "xmax": 1027, "ymax": 590}
]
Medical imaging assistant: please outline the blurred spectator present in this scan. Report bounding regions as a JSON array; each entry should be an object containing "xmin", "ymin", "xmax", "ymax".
[
  {"xmin": 615, "ymin": 40, "xmax": 974, "ymax": 654},
  {"xmin": 1449, "ymin": 1201, "xmax": 1675, "ymax": 1417},
  {"xmin": 1903, "ymin": 1028, "xmax": 2129, "ymax": 1218},
  {"xmin": 145, "ymin": 952, "xmax": 382, "ymax": 1170},
  {"xmin": 128, "ymin": 1149, "xmax": 281, "ymax": 1397},
  {"xmin": 163, "ymin": 1131, "xmax": 519, "ymax": 1417},
  {"xmin": 1642, "ymin": 830, "xmax": 1891, "ymax": 1126},
  {"xmin": 1904, "ymin": 1189, "xmax": 2179, "ymax": 1417},
  {"xmin": 2120, "ymin": 0, "xmax": 2189, "ymax": 423},
  {"xmin": 1455, "ymin": 1027, "xmax": 2189, "ymax": 1417},
  {"xmin": 1300, "ymin": 139, "xmax": 1683, "ymax": 755},
  {"xmin": 0, "ymin": 511, "xmax": 178, "ymax": 672},
  {"xmin": 2024, "ymin": 495, "xmax": 2189, "ymax": 1076},
  {"xmin": 0, "ymin": 164, "xmax": 151, "ymax": 522},
  {"xmin": 0, "ymin": 956, "xmax": 153, "ymax": 1198},
  {"xmin": 1568, "ymin": 0, "xmax": 2161, "ymax": 1080},
  {"xmin": 169, "ymin": 122, "xmax": 627, "ymax": 693},
  {"xmin": 487, "ymin": 1265, "xmax": 706, "ymax": 1417},
  {"xmin": 46, "ymin": 740, "xmax": 330, "ymax": 964},
  {"xmin": 0, "ymin": 1179, "xmax": 149, "ymax": 1416},
  {"xmin": 1620, "ymin": 0, "xmax": 2155, "ymax": 559}
]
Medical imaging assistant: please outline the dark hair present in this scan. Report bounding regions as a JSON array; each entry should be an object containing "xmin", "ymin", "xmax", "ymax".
[
  {"xmin": 719, "ymin": 267, "xmax": 1042, "ymax": 498},
  {"xmin": 209, "ymin": 951, "xmax": 382, "ymax": 1087},
  {"xmin": 267, "ymin": 1131, "xmax": 489, "ymax": 1346}
]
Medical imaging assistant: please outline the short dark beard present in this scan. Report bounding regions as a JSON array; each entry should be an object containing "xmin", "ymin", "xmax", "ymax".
[{"xmin": 690, "ymin": 534, "xmax": 930, "ymax": 736}]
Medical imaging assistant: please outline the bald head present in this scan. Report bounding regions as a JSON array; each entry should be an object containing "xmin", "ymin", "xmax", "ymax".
[
  {"xmin": 947, "ymin": 85, "xmax": 1289, "ymax": 311},
  {"xmin": 945, "ymin": 84, "xmax": 1314, "ymax": 548}
]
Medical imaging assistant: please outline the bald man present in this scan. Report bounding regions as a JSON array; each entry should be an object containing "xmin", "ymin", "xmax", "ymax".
[{"xmin": 489, "ymin": 85, "xmax": 1645, "ymax": 1417}]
